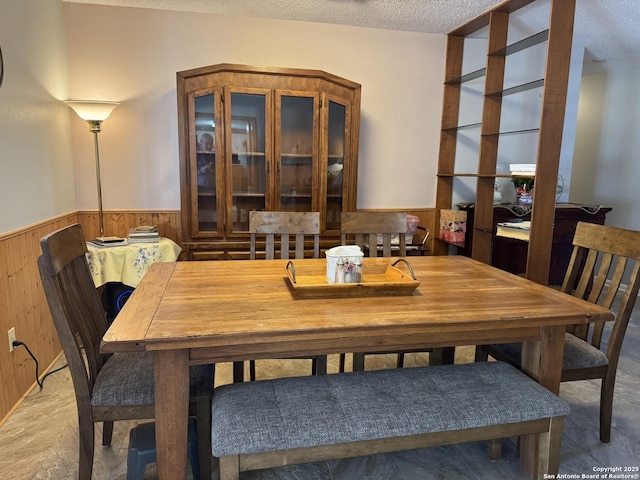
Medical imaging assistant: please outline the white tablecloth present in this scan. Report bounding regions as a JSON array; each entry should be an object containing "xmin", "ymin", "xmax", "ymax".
[{"xmin": 86, "ymin": 238, "xmax": 182, "ymax": 288}]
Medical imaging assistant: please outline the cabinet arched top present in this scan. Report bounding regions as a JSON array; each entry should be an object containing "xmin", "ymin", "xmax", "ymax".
[{"xmin": 177, "ymin": 63, "xmax": 361, "ymax": 93}]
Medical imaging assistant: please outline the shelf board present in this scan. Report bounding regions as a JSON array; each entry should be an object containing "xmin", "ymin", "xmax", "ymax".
[
  {"xmin": 487, "ymin": 78, "xmax": 544, "ymax": 98},
  {"xmin": 489, "ymin": 30, "xmax": 549, "ymax": 57},
  {"xmin": 232, "ymin": 151, "xmax": 265, "ymax": 156},
  {"xmin": 232, "ymin": 192, "xmax": 265, "ymax": 197},
  {"xmin": 442, "ymin": 122, "xmax": 482, "ymax": 133},
  {"xmin": 438, "ymin": 173, "xmax": 535, "ymax": 179},
  {"xmin": 445, "ymin": 68, "xmax": 486, "ymax": 85},
  {"xmin": 482, "ymin": 127, "xmax": 539, "ymax": 137}
]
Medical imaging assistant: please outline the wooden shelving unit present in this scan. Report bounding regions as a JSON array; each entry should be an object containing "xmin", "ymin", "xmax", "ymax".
[{"xmin": 434, "ymin": 0, "xmax": 577, "ymax": 285}]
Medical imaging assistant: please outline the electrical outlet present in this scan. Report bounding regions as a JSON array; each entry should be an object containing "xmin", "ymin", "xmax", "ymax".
[{"xmin": 8, "ymin": 327, "xmax": 16, "ymax": 352}]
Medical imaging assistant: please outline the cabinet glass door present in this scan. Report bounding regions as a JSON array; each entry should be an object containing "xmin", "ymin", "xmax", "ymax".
[
  {"xmin": 192, "ymin": 91, "xmax": 220, "ymax": 235},
  {"xmin": 325, "ymin": 98, "xmax": 348, "ymax": 231},
  {"xmin": 276, "ymin": 92, "xmax": 319, "ymax": 213},
  {"xmin": 228, "ymin": 90, "xmax": 268, "ymax": 232}
]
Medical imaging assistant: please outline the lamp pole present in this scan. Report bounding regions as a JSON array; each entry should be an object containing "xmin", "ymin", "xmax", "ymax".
[
  {"xmin": 88, "ymin": 120, "xmax": 105, "ymax": 238},
  {"xmin": 64, "ymin": 100, "xmax": 119, "ymax": 240}
]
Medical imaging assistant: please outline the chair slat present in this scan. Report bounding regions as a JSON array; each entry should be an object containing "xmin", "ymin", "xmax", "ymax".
[
  {"xmin": 247, "ymin": 212, "xmax": 324, "ymax": 381},
  {"xmin": 480, "ymin": 221, "xmax": 640, "ymax": 444}
]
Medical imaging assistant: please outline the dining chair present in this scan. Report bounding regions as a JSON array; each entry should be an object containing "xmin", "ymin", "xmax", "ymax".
[
  {"xmin": 341, "ymin": 211, "xmax": 407, "ymax": 257},
  {"xmin": 37, "ymin": 223, "xmax": 214, "ymax": 479},
  {"xmin": 339, "ymin": 211, "xmax": 435, "ymax": 372},
  {"xmin": 247, "ymin": 211, "xmax": 326, "ymax": 381},
  {"xmin": 476, "ymin": 221, "xmax": 640, "ymax": 443}
]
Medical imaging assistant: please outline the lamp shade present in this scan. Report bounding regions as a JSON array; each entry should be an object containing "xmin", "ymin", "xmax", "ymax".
[{"xmin": 65, "ymin": 100, "xmax": 120, "ymax": 122}]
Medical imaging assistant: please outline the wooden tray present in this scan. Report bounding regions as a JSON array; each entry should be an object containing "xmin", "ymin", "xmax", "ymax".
[{"xmin": 285, "ymin": 259, "xmax": 420, "ymax": 298}]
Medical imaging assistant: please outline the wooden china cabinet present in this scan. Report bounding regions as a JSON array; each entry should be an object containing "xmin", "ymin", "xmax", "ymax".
[{"xmin": 177, "ymin": 64, "xmax": 361, "ymax": 260}]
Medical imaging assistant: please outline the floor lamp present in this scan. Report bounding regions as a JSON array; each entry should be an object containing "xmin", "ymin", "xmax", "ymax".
[{"xmin": 65, "ymin": 100, "xmax": 120, "ymax": 241}]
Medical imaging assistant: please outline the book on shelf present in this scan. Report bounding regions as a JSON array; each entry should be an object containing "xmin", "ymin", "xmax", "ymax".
[
  {"xmin": 509, "ymin": 164, "xmax": 536, "ymax": 177},
  {"xmin": 496, "ymin": 220, "xmax": 531, "ymax": 241},
  {"xmin": 509, "ymin": 163, "xmax": 535, "ymax": 172}
]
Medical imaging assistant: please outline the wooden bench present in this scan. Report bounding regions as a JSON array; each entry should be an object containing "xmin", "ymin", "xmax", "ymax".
[{"xmin": 211, "ymin": 362, "xmax": 569, "ymax": 480}]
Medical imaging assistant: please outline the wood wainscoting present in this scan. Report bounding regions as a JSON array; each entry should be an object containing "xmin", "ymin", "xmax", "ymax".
[
  {"xmin": 77, "ymin": 210, "xmax": 183, "ymax": 250},
  {"xmin": 0, "ymin": 210, "xmax": 182, "ymax": 426},
  {"xmin": 0, "ymin": 207, "xmax": 431, "ymax": 425},
  {"xmin": 0, "ymin": 212, "xmax": 79, "ymax": 425}
]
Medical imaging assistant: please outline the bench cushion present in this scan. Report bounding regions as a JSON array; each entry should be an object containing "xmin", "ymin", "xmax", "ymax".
[{"xmin": 211, "ymin": 361, "xmax": 569, "ymax": 457}]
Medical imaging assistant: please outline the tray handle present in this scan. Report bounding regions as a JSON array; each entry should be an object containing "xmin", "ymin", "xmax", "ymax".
[
  {"xmin": 286, "ymin": 260, "xmax": 297, "ymax": 283},
  {"xmin": 392, "ymin": 258, "xmax": 417, "ymax": 280}
]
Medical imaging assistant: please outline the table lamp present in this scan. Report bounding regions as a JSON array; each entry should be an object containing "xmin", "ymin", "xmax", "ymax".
[{"xmin": 65, "ymin": 100, "xmax": 120, "ymax": 242}]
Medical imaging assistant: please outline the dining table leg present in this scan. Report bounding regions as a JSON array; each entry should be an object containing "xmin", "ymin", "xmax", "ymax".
[
  {"xmin": 154, "ymin": 349, "xmax": 190, "ymax": 480},
  {"xmin": 519, "ymin": 324, "xmax": 566, "ymax": 478}
]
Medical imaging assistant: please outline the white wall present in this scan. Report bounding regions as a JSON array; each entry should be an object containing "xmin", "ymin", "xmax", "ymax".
[
  {"xmin": 62, "ymin": 4, "xmax": 446, "ymax": 212},
  {"xmin": 571, "ymin": 61, "xmax": 640, "ymax": 232},
  {"xmin": 0, "ymin": 0, "xmax": 75, "ymax": 234}
]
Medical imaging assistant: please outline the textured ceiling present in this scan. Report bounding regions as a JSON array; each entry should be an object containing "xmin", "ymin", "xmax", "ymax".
[{"xmin": 63, "ymin": 0, "xmax": 640, "ymax": 65}]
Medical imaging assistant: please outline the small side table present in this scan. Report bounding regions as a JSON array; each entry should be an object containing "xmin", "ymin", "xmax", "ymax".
[{"xmin": 86, "ymin": 237, "xmax": 182, "ymax": 288}]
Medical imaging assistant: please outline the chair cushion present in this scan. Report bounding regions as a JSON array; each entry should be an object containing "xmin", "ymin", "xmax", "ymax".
[
  {"xmin": 489, "ymin": 332, "xmax": 609, "ymax": 371},
  {"xmin": 91, "ymin": 351, "xmax": 213, "ymax": 407}
]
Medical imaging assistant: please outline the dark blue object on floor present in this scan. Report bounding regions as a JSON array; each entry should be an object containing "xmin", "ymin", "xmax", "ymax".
[{"xmin": 127, "ymin": 417, "xmax": 200, "ymax": 480}]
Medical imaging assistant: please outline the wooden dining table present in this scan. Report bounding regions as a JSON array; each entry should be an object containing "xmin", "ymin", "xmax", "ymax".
[{"xmin": 101, "ymin": 255, "xmax": 613, "ymax": 480}]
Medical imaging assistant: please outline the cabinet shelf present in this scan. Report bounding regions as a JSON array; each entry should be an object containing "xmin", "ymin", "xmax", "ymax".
[
  {"xmin": 281, "ymin": 193, "xmax": 312, "ymax": 198},
  {"xmin": 232, "ymin": 151, "xmax": 265, "ymax": 157},
  {"xmin": 232, "ymin": 192, "xmax": 265, "ymax": 197}
]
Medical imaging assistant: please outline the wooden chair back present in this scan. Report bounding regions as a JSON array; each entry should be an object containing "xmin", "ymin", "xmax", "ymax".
[
  {"xmin": 39, "ymin": 223, "xmax": 213, "ymax": 478},
  {"xmin": 249, "ymin": 211, "xmax": 320, "ymax": 259},
  {"xmin": 561, "ymin": 221, "xmax": 640, "ymax": 371},
  {"xmin": 38, "ymin": 223, "xmax": 110, "ymax": 401},
  {"xmin": 247, "ymin": 211, "xmax": 324, "ymax": 381},
  {"xmin": 341, "ymin": 212, "xmax": 407, "ymax": 257}
]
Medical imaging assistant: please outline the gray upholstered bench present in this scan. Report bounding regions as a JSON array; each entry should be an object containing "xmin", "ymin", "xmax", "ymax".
[{"xmin": 211, "ymin": 361, "xmax": 569, "ymax": 480}]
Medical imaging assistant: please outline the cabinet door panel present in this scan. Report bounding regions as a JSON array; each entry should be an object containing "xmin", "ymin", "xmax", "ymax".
[
  {"xmin": 276, "ymin": 91, "xmax": 319, "ymax": 213},
  {"xmin": 191, "ymin": 90, "xmax": 222, "ymax": 237},
  {"xmin": 324, "ymin": 98, "xmax": 349, "ymax": 232},
  {"xmin": 227, "ymin": 90, "xmax": 270, "ymax": 233}
]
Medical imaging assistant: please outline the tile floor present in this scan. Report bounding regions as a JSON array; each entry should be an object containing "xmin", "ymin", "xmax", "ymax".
[{"xmin": 1, "ymin": 306, "xmax": 639, "ymax": 479}]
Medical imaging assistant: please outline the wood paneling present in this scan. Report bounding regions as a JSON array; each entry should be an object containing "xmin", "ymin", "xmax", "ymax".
[
  {"xmin": 77, "ymin": 210, "xmax": 182, "ymax": 250},
  {"xmin": 0, "ymin": 209, "xmax": 182, "ymax": 426},
  {"xmin": 0, "ymin": 207, "xmax": 426, "ymax": 424},
  {"xmin": 0, "ymin": 213, "xmax": 78, "ymax": 425}
]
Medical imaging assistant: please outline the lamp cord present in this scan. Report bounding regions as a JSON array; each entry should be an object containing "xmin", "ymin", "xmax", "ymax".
[{"xmin": 11, "ymin": 340, "xmax": 68, "ymax": 390}]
